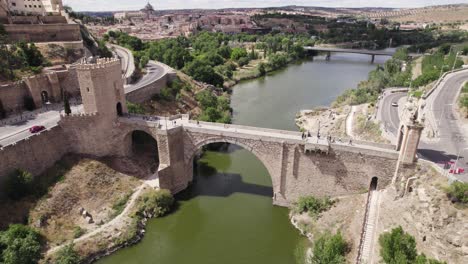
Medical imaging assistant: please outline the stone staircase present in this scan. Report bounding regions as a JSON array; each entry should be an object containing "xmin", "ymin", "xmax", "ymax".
[{"xmin": 357, "ymin": 190, "xmax": 381, "ymax": 264}]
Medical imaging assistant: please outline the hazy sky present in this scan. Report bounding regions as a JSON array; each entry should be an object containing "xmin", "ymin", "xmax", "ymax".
[{"xmin": 62, "ymin": 0, "xmax": 466, "ymax": 12}]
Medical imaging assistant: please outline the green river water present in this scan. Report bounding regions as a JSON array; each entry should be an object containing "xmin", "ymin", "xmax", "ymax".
[{"xmin": 97, "ymin": 53, "xmax": 391, "ymax": 264}]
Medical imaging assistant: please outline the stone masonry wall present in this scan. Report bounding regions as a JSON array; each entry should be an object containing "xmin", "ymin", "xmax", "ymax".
[
  {"xmin": 125, "ymin": 74, "xmax": 169, "ymax": 104},
  {"xmin": 177, "ymin": 128, "xmax": 400, "ymax": 206},
  {"xmin": 0, "ymin": 82, "xmax": 29, "ymax": 113},
  {"xmin": 0, "ymin": 126, "xmax": 69, "ymax": 187},
  {"xmin": 4, "ymin": 24, "xmax": 81, "ymax": 43}
]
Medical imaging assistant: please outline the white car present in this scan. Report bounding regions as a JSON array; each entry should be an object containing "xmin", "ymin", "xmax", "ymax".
[{"xmin": 391, "ymin": 102, "xmax": 398, "ymax": 107}]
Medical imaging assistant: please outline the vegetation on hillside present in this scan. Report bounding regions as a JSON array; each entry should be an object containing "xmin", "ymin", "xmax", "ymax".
[
  {"xmin": 458, "ymin": 83, "xmax": 468, "ymax": 118},
  {"xmin": 0, "ymin": 25, "xmax": 49, "ymax": 81},
  {"xmin": 104, "ymin": 31, "xmax": 310, "ymax": 88},
  {"xmin": 445, "ymin": 181, "xmax": 468, "ymax": 204},
  {"xmin": 294, "ymin": 196, "xmax": 335, "ymax": 218},
  {"xmin": 54, "ymin": 243, "xmax": 81, "ymax": 264},
  {"xmin": 379, "ymin": 226, "xmax": 446, "ymax": 264},
  {"xmin": 412, "ymin": 45, "xmax": 464, "ymax": 88},
  {"xmin": 309, "ymin": 231, "xmax": 347, "ymax": 264},
  {"xmin": 0, "ymin": 224, "xmax": 43, "ymax": 264},
  {"xmin": 334, "ymin": 48, "xmax": 412, "ymax": 106}
]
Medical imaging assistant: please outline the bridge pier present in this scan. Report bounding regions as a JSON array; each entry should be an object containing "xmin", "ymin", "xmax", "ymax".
[
  {"xmin": 325, "ymin": 51, "xmax": 331, "ymax": 61},
  {"xmin": 371, "ymin": 55, "xmax": 375, "ymax": 64}
]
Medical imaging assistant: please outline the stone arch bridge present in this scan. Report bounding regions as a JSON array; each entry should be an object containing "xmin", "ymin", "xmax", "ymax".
[{"xmin": 115, "ymin": 115, "xmax": 402, "ymax": 206}]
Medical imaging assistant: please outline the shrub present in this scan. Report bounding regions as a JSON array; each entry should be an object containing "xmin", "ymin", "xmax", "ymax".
[
  {"xmin": 134, "ymin": 189, "xmax": 174, "ymax": 218},
  {"xmin": 126, "ymin": 102, "xmax": 145, "ymax": 114},
  {"xmin": 0, "ymin": 224, "xmax": 42, "ymax": 264},
  {"xmin": 72, "ymin": 226, "xmax": 85, "ymax": 239},
  {"xmin": 310, "ymin": 231, "xmax": 347, "ymax": 264},
  {"xmin": 379, "ymin": 226, "xmax": 447, "ymax": 264},
  {"xmin": 294, "ymin": 196, "xmax": 334, "ymax": 217},
  {"xmin": 445, "ymin": 181, "xmax": 468, "ymax": 204},
  {"xmin": 237, "ymin": 57, "xmax": 250, "ymax": 67},
  {"xmin": 111, "ymin": 192, "xmax": 132, "ymax": 218},
  {"xmin": 54, "ymin": 243, "xmax": 81, "ymax": 264},
  {"xmin": 4, "ymin": 169, "xmax": 33, "ymax": 200},
  {"xmin": 379, "ymin": 226, "xmax": 418, "ymax": 263}
]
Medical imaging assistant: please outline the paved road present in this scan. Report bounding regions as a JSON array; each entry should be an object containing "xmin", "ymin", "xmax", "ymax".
[
  {"xmin": 379, "ymin": 71, "xmax": 468, "ymax": 181},
  {"xmin": 421, "ymin": 70, "xmax": 468, "ymax": 181},
  {"xmin": 109, "ymin": 44, "xmax": 135, "ymax": 80},
  {"xmin": 0, "ymin": 105, "xmax": 83, "ymax": 147},
  {"xmin": 380, "ymin": 92, "xmax": 406, "ymax": 137},
  {"xmin": 124, "ymin": 61, "xmax": 166, "ymax": 94}
]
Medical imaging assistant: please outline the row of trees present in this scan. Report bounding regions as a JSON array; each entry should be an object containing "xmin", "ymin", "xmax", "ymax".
[{"xmin": 412, "ymin": 45, "xmax": 464, "ymax": 88}]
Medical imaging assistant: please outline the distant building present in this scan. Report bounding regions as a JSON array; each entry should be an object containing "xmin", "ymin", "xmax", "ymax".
[
  {"xmin": 6, "ymin": 0, "xmax": 63, "ymax": 15},
  {"xmin": 114, "ymin": 1, "xmax": 156, "ymax": 20}
]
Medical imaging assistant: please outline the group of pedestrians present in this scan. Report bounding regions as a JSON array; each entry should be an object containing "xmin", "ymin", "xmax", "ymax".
[{"xmin": 301, "ymin": 131, "xmax": 353, "ymax": 145}]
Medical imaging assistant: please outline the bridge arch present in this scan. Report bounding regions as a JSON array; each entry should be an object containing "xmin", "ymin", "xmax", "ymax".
[
  {"xmin": 185, "ymin": 137, "xmax": 279, "ymax": 196},
  {"xmin": 123, "ymin": 129, "xmax": 160, "ymax": 173}
]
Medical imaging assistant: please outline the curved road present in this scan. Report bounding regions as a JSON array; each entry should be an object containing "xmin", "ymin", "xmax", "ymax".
[
  {"xmin": 124, "ymin": 61, "xmax": 167, "ymax": 94},
  {"xmin": 379, "ymin": 92, "xmax": 406, "ymax": 138},
  {"xmin": 109, "ymin": 44, "xmax": 135, "ymax": 81},
  {"xmin": 380, "ymin": 70, "xmax": 468, "ymax": 181}
]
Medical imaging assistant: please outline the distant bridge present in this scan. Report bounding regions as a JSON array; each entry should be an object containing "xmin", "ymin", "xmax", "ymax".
[{"xmin": 303, "ymin": 46, "xmax": 419, "ymax": 62}]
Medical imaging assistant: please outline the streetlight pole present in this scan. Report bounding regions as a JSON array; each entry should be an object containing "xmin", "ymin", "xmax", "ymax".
[{"xmin": 451, "ymin": 51, "xmax": 461, "ymax": 72}]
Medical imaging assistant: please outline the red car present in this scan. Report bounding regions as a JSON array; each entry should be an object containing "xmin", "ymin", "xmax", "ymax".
[{"xmin": 29, "ymin": 125, "xmax": 46, "ymax": 134}]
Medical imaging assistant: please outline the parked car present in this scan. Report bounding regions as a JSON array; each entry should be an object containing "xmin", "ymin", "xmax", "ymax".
[
  {"xmin": 391, "ymin": 102, "xmax": 398, "ymax": 107},
  {"xmin": 29, "ymin": 125, "xmax": 46, "ymax": 134}
]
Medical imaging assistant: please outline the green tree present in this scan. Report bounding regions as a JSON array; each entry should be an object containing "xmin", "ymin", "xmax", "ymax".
[
  {"xmin": 462, "ymin": 46, "xmax": 468, "ymax": 56},
  {"xmin": 195, "ymin": 90, "xmax": 218, "ymax": 109},
  {"xmin": 258, "ymin": 62, "xmax": 266, "ymax": 76},
  {"xmin": 4, "ymin": 169, "xmax": 34, "ymax": 200},
  {"xmin": 379, "ymin": 226, "xmax": 418, "ymax": 264},
  {"xmin": 230, "ymin": 47, "xmax": 248, "ymax": 61},
  {"xmin": 17, "ymin": 42, "xmax": 45, "ymax": 67},
  {"xmin": 310, "ymin": 232, "xmax": 347, "ymax": 264},
  {"xmin": 445, "ymin": 181, "xmax": 468, "ymax": 204},
  {"xmin": 54, "ymin": 243, "xmax": 81, "ymax": 264},
  {"xmin": 0, "ymin": 224, "xmax": 42, "ymax": 264},
  {"xmin": 139, "ymin": 55, "xmax": 150, "ymax": 69},
  {"xmin": 183, "ymin": 59, "xmax": 224, "ymax": 87}
]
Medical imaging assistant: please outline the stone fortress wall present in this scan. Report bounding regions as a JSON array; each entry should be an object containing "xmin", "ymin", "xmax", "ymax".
[
  {"xmin": 4, "ymin": 23, "xmax": 81, "ymax": 43},
  {"xmin": 0, "ymin": 67, "xmax": 81, "ymax": 114},
  {"xmin": 0, "ymin": 125, "xmax": 68, "ymax": 184}
]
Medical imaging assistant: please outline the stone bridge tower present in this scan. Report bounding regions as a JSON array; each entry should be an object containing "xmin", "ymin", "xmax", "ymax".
[
  {"xmin": 396, "ymin": 97, "xmax": 425, "ymax": 165},
  {"xmin": 76, "ymin": 57, "xmax": 127, "ymax": 118}
]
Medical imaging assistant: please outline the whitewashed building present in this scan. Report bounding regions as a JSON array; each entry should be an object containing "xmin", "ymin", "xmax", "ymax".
[{"xmin": 7, "ymin": 0, "xmax": 63, "ymax": 15}]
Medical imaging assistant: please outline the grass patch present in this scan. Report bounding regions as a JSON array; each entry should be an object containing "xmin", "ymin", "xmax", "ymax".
[
  {"xmin": 72, "ymin": 226, "xmax": 86, "ymax": 239},
  {"xmin": 109, "ymin": 192, "xmax": 132, "ymax": 219}
]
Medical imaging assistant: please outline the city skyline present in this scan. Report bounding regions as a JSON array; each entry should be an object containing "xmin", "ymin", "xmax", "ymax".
[{"xmin": 62, "ymin": 0, "xmax": 467, "ymax": 11}]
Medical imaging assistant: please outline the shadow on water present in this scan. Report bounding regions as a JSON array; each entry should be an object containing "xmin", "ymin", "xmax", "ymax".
[{"xmin": 176, "ymin": 143, "xmax": 273, "ymax": 202}]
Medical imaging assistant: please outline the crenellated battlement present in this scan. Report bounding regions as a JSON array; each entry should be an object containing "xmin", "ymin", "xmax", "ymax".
[
  {"xmin": 76, "ymin": 57, "xmax": 121, "ymax": 71},
  {"xmin": 60, "ymin": 112, "xmax": 99, "ymax": 119}
]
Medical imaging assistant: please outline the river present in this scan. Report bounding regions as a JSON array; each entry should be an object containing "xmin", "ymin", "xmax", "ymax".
[{"xmin": 97, "ymin": 52, "xmax": 392, "ymax": 264}]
